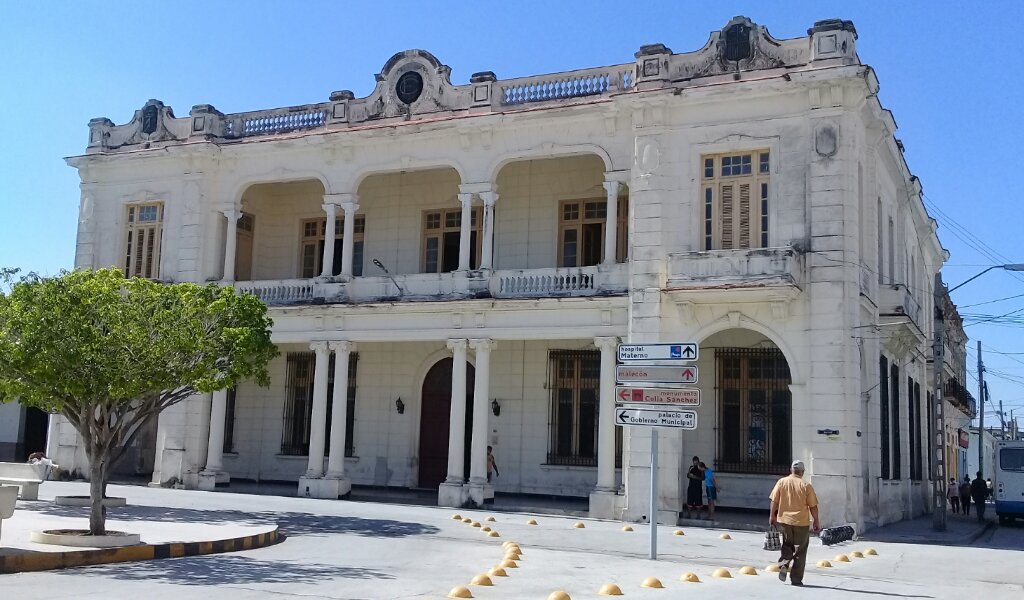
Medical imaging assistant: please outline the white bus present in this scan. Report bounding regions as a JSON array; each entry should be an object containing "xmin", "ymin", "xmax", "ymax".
[{"xmin": 995, "ymin": 440, "xmax": 1024, "ymax": 524}]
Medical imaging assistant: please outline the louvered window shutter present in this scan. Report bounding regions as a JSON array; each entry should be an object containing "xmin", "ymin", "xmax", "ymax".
[
  {"xmin": 720, "ymin": 182, "xmax": 734, "ymax": 249},
  {"xmin": 738, "ymin": 183, "xmax": 751, "ymax": 249}
]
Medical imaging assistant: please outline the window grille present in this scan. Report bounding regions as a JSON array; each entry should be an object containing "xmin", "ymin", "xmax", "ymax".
[
  {"xmin": 546, "ymin": 350, "xmax": 621, "ymax": 467},
  {"xmin": 280, "ymin": 351, "xmax": 358, "ymax": 456},
  {"xmin": 716, "ymin": 348, "xmax": 791, "ymax": 474}
]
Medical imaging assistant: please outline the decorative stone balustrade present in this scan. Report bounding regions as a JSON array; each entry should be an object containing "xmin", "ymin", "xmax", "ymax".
[
  {"xmin": 492, "ymin": 267, "xmax": 601, "ymax": 298},
  {"xmin": 667, "ymin": 247, "xmax": 802, "ymax": 289},
  {"xmin": 500, "ymin": 67, "xmax": 633, "ymax": 106},
  {"xmin": 233, "ymin": 279, "xmax": 314, "ymax": 305},
  {"xmin": 223, "ymin": 105, "xmax": 328, "ymax": 138}
]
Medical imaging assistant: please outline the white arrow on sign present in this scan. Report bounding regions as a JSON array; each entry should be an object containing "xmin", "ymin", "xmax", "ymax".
[
  {"xmin": 616, "ymin": 386, "xmax": 700, "ymax": 406},
  {"xmin": 616, "ymin": 365, "xmax": 698, "ymax": 385},
  {"xmin": 617, "ymin": 343, "xmax": 698, "ymax": 362},
  {"xmin": 615, "ymin": 407, "xmax": 697, "ymax": 429}
]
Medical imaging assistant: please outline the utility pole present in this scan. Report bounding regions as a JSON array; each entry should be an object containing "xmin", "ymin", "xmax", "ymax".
[
  {"xmin": 977, "ymin": 341, "xmax": 985, "ymax": 478},
  {"xmin": 931, "ymin": 273, "xmax": 947, "ymax": 532}
]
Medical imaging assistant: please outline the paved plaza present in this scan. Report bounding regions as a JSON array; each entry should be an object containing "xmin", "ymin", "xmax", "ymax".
[{"xmin": 2, "ymin": 482, "xmax": 1022, "ymax": 599}]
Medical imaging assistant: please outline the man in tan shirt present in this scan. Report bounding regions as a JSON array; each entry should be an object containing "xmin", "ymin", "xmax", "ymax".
[{"xmin": 769, "ymin": 460, "xmax": 820, "ymax": 586}]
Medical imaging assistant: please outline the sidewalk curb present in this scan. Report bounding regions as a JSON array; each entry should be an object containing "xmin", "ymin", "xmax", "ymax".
[{"xmin": 0, "ymin": 526, "xmax": 281, "ymax": 574}]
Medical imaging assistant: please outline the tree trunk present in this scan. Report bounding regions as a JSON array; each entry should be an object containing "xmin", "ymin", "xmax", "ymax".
[{"xmin": 88, "ymin": 457, "xmax": 107, "ymax": 536}]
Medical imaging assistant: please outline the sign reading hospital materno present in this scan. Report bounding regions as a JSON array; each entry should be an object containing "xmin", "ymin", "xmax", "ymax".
[
  {"xmin": 617, "ymin": 343, "xmax": 698, "ymax": 362},
  {"xmin": 616, "ymin": 386, "xmax": 700, "ymax": 406}
]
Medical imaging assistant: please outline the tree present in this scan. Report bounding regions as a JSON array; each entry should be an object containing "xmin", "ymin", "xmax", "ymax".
[{"xmin": 0, "ymin": 268, "xmax": 277, "ymax": 535}]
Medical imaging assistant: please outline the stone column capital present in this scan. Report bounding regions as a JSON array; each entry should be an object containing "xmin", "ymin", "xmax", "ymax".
[
  {"xmin": 221, "ymin": 207, "xmax": 242, "ymax": 221},
  {"xmin": 328, "ymin": 340, "xmax": 356, "ymax": 354},
  {"xmin": 457, "ymin": 192, "xmax": 475, "ymax": 208},
  {"xmin": 469, "ymin": 338, "xmax": 496, "ymax": 352},
  {"xmin": 310, "ymin": 340, "xmax": 331, "ymax": 354},
  {"xmin": 594, "ymin": 336, "xmax": 620, "ymax": 351},
  {"xmin": 478, "ymin": 190, "xmax": 499, "ymax": 207},
  {"xmin": 604, "ymin": 170, "xmax": 630, "ymax": 185},
  {"xmin": 602, "ymin": 180, "xmax": 621, "ymax": 197},
  {"xmin": 447, "ymin": 338, "xmax": 468, "ymax": 353},
  {"xmin": 321, "ymin": 202, "xmax": 338, "ymax": 217}
]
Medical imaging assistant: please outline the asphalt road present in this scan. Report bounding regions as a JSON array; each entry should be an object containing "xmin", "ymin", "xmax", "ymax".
[{"xmin": 3, "ymin": 483, "xmax": 1023, "ymax": 599}]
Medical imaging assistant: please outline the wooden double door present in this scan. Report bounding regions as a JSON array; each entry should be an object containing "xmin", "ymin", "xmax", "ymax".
[{"xmin": 418, "ymin": 358, "xmax": 474, "ymax": 489}]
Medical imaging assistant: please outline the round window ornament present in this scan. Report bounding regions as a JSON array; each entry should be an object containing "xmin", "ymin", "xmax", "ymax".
[{"xmin": 395, "ymin": 71, "xmax": 424, "ymax": 104}]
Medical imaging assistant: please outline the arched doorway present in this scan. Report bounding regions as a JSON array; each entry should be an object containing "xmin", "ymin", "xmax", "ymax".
[{"xmin": 418, "ymin": 358, "xmax": 474, "ymax": 489}]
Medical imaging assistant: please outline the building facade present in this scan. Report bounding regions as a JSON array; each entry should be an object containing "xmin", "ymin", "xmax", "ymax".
[{"xmin": 52, "ymin": 17, "xmax": 965, "ymax": 530}]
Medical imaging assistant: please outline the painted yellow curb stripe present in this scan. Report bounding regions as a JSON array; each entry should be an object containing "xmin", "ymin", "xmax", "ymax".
[{"xmin": 0, "ymin": 527, "xmax": 280, "ymax": 574}]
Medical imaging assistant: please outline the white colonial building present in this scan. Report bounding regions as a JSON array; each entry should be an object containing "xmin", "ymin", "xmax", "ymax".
[{"xmin": 51, "ymin": 17, "xmax": 970, "ymax": 530}]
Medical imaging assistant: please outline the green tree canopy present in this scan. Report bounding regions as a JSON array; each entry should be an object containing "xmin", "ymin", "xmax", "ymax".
[{"xmin": 0, "ymin": 268, "xmax": 278, "ymax": 534}]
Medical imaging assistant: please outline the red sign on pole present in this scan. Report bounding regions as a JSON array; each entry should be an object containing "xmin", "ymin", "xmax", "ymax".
[{"xmin": 615, "ymin": 386, "xmax": 700, "ymax": 406}]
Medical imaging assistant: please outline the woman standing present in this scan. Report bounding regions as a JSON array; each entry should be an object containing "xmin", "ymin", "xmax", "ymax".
[
  {"xmin": 685, "ymin": 456, "xmax": 704, "ymax": 519},
  {"xmin": 959, "ymin": 476, "xmax": 972, "ymax": 516},
  {"xmin": 947, "ymin": 478, "xmax": 960, "ymax": 514}
]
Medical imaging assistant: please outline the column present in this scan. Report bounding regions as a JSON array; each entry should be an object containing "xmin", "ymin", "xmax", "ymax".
[
  {"xmin": 339, "ymin": 195, "xmax": 360, "ymax": 278},
  {"xmin": 221, "ymin": 207, "xmax": 241, "ymax": 282},
  {"xmin": 468, "ymin": 339, "xmax": 495, "ymax": 485},
  {"xmin": 478, "ymin": 189, "xmax": 498, "ymax": 270},
  {"xmin": 602, "ymin": 180, "xmax": 620, "ymax": 266},
  {"xmin": 320, "ymin": 200, "xmax": 339, "ymax": 278},
  {"xmin": 445, "ymin": 339, "xmax": 469, "ymax": 484},
  {"xmin": 457, "ymin": 191, "xmax": 474, "ymax": 271},
  {"xmin": 305, "ymin": 341, "xmax": 331, "ymax": 478},
  {"xmin": 595, "ymin": 337, "xmax": 618, "ymax": 491},
  {"xmin": 326, "ymin": 341, "xmax": 355, "ymax": 478},
  {"xmin": 203, "ymin": 389, "xmax": 228, "ymax": 476}
]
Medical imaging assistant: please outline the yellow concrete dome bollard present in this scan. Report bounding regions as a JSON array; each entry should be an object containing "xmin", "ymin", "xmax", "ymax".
[
  {"xmin": 470, "ymin": 574, "xmax": 493, "ymax": 587},
  {"xmin": 505, "ymin": 552, "xmax": 521, "ymax": 561},
  {"xmin": 447, "ymin": 585, "xmax": 474, "ymax": 598},
  {"xmin": 640, "ymin": 577, "xmax": 664, "ymax": 588},
  {"xmin": 834, "ymin": 554, "xmax": 850, "ymax": 562},
  {"xmin": 573, "ymin": 522, "xmax": 586, "ymax": 528},
  {"xmin": 502, "ymin": 541, "xmax": 517, "ymax": 549},
  {"xmin": 719, "ymin": 533, "xmax": 732, "ymax": 540},
  {"xmin": 672, "ymin": 529, "xmax": 685, "ymax": 536},
  {"xmin": 865, "ymin": 548, "xmax": 878, "ymax": 556},
  {"xmin": 681, "ymin": 572, "xmax": 701, "ymax": 583},
  {"xmin": 817, "ymin": 560, "xmax": 832, "ymax": 568},
  {"xmin": 462, "ymin": 518, "xmax": 473, "ymax": 523},
  {"xmin": 527, "ymin": 518, "xmax": 538, "ymax": 525},
  {"xmin": 765, "ymin": 564, "xmax": 781, "ymax": 573},
  {"xmin": 547, "ymin": 592, "xmax": 571, "ymax": 600},
  {"xmin": 598, "ymin": 583, "xmax": 624, "ymax": 596},
  {"xmin": 452, "ymin": 514, "xmax": 462, "ymax": 520},
  {"xmin": 481, "ymin": 526, "xmax": 492, "ymax": 532},
  {"xmin": 622, "ymin": 526, "xmax": 634, "ymax": 532},
  {"xmin": 471, "ymin": 521, "xmax": 482, "ymax": 528},
  {"xmin": 488, "ymin": 531, "xmax": 500, "ymax": 537},
  {"xmin": 499, "ymin": 559, "xmax": 518, "ymax": 569},
  {"xmin": 485, "ymin": 516, "xmax": 496, "ymax": 522},
  {"xmin": 850, "ymin": 551, "xmax": 864, "ymax": 558},
  {"xmin": 488, "ymin": 567, "xmax": 508, "ymax": 577},
  {"xmin": 739, "ymin": 566, "xmax": 758, "ymax": 575},
  {"xmin": 712, "ymin": 568, "xmax": 732, "ymax": 578}
]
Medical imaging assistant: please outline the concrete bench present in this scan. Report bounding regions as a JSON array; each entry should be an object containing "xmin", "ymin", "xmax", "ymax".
[
  {"xmin": 0, "ymin": 485, "xmax": 17, "ymax": 543},
  {"xmin": 0, "ymin": 463, "xmax": 45, "ymax": 501}
]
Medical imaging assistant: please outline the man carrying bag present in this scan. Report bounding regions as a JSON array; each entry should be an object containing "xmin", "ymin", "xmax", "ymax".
[{"xmin": 769, "ymin": 460, "xmax": 821, "ymax": 587}]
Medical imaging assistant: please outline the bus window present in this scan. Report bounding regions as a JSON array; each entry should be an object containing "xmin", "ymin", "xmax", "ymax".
[{"xmin": 1001, "ymin": 448, "xmax": 1024, "ymax": 471}]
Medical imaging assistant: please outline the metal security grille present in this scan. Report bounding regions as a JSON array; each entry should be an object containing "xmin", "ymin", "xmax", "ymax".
[
  {"xmin": 547, "ymin": 350, "xmax": 621, "ymax": 467},
  {"xmin": 717, "ymin": 348, "xmax": 792, "ymax": 474},
  {"xmin": 223, "ymin": 387, "xmax": 237, "ymax": 454},
  {"xmin": 280, "ymin": 352, "xmax": 359, "ymax": 456}
]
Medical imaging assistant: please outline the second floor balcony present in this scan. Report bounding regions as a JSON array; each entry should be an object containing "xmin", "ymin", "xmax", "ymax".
[
  {"xmin": 944, "ymin": 377, "xmax": 977, "ymax": 419},
  {"xmin": 664, "ymin": 246, "xmax": 802, "ymax": 305}
]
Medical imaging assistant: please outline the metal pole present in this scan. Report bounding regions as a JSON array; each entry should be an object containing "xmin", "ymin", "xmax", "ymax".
[
  {"xmin": 978, "ymin": 341, "xmax": 985, "ymax": 478},
  {"xmin": 932, "ymin": 272, "xmax": 947, "ymax": 531},
  {"xmin": 649, "ymin": 428, "xmax": 658, "ymax": 560},
  {"xmin": 999, "ymin": 395, "xmax": 1006, "ymax": 438}
]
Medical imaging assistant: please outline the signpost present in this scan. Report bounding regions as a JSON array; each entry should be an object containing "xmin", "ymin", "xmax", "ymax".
[
  {"xmin": 615, "ymin": 407, "xmax": 697, "ymax": 429},
  {"xmin": 616, "ymin": 386, "xmax": 700, "ymax": 406},
  {"xmin": 615, "ymin": 365, "xmax": 698, "ymax": 385},
  {"xmin": 617, "ymin": 343, "xmax": 698, "ymax": 362},
  {"xmin": 614, "ymin": 341, "xmax": 699, "ymax": 561}
]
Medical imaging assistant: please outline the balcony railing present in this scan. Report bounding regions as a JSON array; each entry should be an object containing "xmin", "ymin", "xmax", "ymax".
[
  {"xmin": 233, "ymin": 279, "xmax": 314, "ymax": 305},
  {"xmin": 666, "ymin": 246, "xmax": 802, "ymax": 289},
  {"xmin": 944, "ymin": 377, "xmax": 978, "ymax": 418},
  {"xmin": 879, "ymin": 283, "xmax": 922, "ymax": 327}
]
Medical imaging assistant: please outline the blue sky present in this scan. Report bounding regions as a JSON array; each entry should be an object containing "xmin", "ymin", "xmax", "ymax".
[{"xmin": 1, "ymin": 1, "xmax": 1022, "ymax": 425}]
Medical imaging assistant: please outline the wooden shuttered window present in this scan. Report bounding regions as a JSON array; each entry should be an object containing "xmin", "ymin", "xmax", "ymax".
[
  {"xmin": 702, "ymin": 152, "xmax": 770, "ymax": 250},
  {"xmin": 124, "ymin": 203, "xmax": 163, "ymax": 279}
]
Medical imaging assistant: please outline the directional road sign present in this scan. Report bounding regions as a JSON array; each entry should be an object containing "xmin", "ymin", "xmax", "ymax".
[
  {"xmin": 616, "ymin": 386, "xmax": 700, "ymax": 406},
  {"xmin": 615, "ymin": 407, "xmax": 697, "ymax": 429},
  {"xmin": 617, "ymin": 343, "xmax": 698, "ymax": 362},
  {"xmin": 616, "ymin": 365, "xmax": 698, "ymax": 385}
]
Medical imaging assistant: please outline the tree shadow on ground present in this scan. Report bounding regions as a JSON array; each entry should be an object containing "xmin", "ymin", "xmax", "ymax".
[
  {"xmin": 62, "ymin": 554, "xmax": 393, "ymax": 585},
  {"xmin": 18, "ymin": 501, "xmax": 439, "ymax": 538}
]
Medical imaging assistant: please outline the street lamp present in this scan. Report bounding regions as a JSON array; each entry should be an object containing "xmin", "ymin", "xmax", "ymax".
[
  {"xmin": 947, "ymin": 263, "xmax": 1024, "ymax": 294},
  {"xmin": 932, "ymin": 262, "xmax": 1024, "ymax": 531}
]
